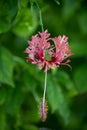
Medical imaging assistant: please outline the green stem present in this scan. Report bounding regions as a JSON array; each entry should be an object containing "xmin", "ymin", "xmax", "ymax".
[
  {"xmin": 18, "ymin": 0, "xmax": 21, "ymax": 9},
  {"xmin": 35, "ymin": 1, "xmax": 44, "ymax": 32}
]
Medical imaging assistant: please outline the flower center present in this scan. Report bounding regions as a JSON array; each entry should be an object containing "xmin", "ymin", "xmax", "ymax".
[{"xmin": 45, "ymin": 49, "xmax": 52, "ymax": 61}]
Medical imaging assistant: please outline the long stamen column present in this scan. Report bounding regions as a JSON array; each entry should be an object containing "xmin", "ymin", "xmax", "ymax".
[{"xmin": 40, "ymin": 71, "xmax": 48, "ymax": 122}]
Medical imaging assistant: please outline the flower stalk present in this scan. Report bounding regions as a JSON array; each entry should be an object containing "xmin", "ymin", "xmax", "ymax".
[{"xmin": 35, "ymin": 1, "xmax": 44, "ymax": 32}]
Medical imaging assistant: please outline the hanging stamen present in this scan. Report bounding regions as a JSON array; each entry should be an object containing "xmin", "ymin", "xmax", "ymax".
[
  {"xmin": 39, "ymin": 70, "xmax": 48, "ymax": 122},
  {"xmin": 39, "ymin": 98, "xmax": 48, "ymax": 122}
]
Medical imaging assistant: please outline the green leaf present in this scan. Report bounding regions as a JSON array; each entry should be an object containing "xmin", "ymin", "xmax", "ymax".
[
  {"xmin": 54, "ymin": 71, "xmax": 77, "ymax": 97},
  {"xmin": 0, "ymin": 87, "xmax": 6, "ymax": 105},
  {"xmin": 74, "ymin": 64, "xmax": 87, "ymax": 93},
  {"xmin": 12, "ymin": 7, "xmax": 38, "ymax": 37},
  {"xmin": 71, "ymin": 42, "xmax": 87, "ymax": 56},
  {"xmin": 5, "ymin": 86, "xmax": 24, "ymax": 115},
  {"xmin": 47, "ymin": 76, "xmax": 70, "ymax": 123},
  {"xmin": 0, "ymin": 21, "xmax": 11, "ymax": 33},
  {"xmin": 23, "ymin": 124, "xmax": 39, "ymax": 130},
  {"xmin": 0, "ymin": 0, "xmax": 18, "ymax": 33},
  {"xmin": 20, "ymin": 0, "xmax": 29, "ymax": 8},
  {"xmin": 14, "ymin": 56, "xmax": 44, "ymax": 83},
  {"xmin": 21, "ymin": 94, "xmax": 40, "ymax": 124},
  {"xmin": 63, "ymin": 0, "xmax": 79, "ymax": 17},
  {"xmin": 0, "ymin": 47, "xmax": 15, "ymax": 87},
  {"xmin": 23, "ymin": 71, "xmax": 37, "ymax": 92},
  {"xmin": 0, "ymin": 107, "xmax": 6, "ymax": 130},
  {"xmin": 78, "ymin": 12, "xmax": 87, "ymax": 34},
  {"xmin": 47, "ymin": 79, "xmax": 62, "ymax": 112},
  {"xmin": 22, "ymin": 108, "xmax": 40, "ymax": 123}
]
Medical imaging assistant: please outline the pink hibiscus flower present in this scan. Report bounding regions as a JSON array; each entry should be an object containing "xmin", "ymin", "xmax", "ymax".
[{"xmin": 25, "ymin": 30, "xmax": 72, "ymax": 72}]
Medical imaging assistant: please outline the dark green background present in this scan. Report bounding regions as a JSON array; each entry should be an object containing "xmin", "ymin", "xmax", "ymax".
[{"xmin": 0, "ymin": 0, "xmax": 87, "ymax": 130}]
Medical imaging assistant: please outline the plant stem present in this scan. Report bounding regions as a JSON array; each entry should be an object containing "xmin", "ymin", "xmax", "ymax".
[{"xmin": 35, "ymin": 1, "xmax": 44, "ymax": 32}]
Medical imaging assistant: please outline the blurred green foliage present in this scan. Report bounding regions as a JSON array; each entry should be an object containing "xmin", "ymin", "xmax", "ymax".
[{"xmin": 0, "ymin": 0, "xmax": 87, "ymax": 130}]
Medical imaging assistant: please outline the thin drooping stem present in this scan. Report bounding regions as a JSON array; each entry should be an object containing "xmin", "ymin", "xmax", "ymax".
[
  {"xmin": 39, "ymin": 9, "xmax": 44, "ymax": 32},
  {"xmin": 54, "ymin": 0, "xmax": 60, "ymax": 5},
  {"xmin": 35, "ymin": 1, "xmax": 44, "ymax": 32},
  {"xmin": 18, "ymin": 0, "xmax": 21, "ymax": 9},
  {"xmin": 43, "ymin": 71, "xmax": 47, "ymax": 103}
]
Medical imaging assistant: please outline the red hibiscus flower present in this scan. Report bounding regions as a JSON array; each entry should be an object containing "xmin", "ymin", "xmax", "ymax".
[{"xmin": 25, "ymin": 30, "xmax": 72, "ymax": 72}]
